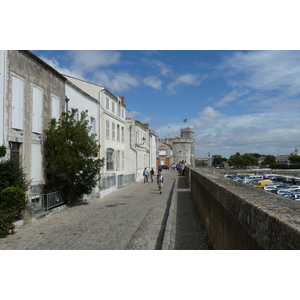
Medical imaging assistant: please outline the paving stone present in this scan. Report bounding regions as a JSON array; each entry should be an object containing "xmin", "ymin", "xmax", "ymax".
[{"xmin": 0, "ymin": 170, "xmax": 178, "ymax": 250}]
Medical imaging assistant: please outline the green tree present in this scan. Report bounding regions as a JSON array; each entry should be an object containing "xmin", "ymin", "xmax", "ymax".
[
  {"xmin": 44, "ymin": 109, "xmax": 105, "ymax": 205},
  {"xmin": 212, "ymin": 155, "xmax": 228, "ymax": 167},
  {"xmin": 262, "ymin": 155, "xmax": 277, "ymax": 166},
  {"xmin": 228, "ymin": 152, "xmax": 258, "ymax": 168},
  {"xmin": 288, "ymin": 155, "xmax": 300, "ymax": 165},
  {"xmin": 0, "ymin": 145, "xmax": 6, "ymax": 157},
  {"xmin": 0, "ymin": 159, "xmax": 30, "ymax": 192}
]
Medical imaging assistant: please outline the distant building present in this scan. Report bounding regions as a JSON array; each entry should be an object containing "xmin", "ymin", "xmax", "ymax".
[
  {"xmin": 156, "ymin": 139, "xmax": 173, "ymax": 167},
  {"xmin": 161, "ymin": 126, "xmax": 195, "ymax": 167}
]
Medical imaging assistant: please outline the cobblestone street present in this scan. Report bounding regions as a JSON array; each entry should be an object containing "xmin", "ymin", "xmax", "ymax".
[{"xmin": 0, "ymin": 170, "xmax": 178, "ymax": 250}]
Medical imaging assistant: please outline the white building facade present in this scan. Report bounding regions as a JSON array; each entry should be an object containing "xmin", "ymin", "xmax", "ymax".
[
  {"xmin": 64, "ymin": 75, "xmax": 128, "ymax": 197},
  {"xmin": 124, "ymin": 119, "xmax": 157, "ymax": 181}
]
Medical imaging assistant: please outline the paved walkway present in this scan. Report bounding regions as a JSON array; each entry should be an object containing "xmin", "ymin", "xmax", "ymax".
[{"xmin": 0, "ymin": 170, "xmax": 211, "ymax": 250}]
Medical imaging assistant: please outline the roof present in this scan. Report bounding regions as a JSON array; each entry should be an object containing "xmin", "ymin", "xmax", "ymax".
[
  {"xmin": 63, "ymin": 74, "xmax": 105, "ymax": 89},
  {"xmin": 21, "ymin": 51, "xmax": 67, "ymax": 81}
]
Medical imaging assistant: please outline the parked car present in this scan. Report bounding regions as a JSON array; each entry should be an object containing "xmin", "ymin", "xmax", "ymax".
[
  {"xmin": 276, "ymin": 189, "xmax": 291, "ymax": 196},
  {"xmin": 291, "ymin": 194, "xmax": 300, "ymax": 201},
  {"xmin": 253, "ymin": 180, "xmax": 273, "ymax": 188}
]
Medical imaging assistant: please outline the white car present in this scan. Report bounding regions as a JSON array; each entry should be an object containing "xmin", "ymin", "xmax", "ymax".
[
  {"xmin": 291, "ymin": 194, "xmax": 300, "ymax": 201},
  {"xmin": 276, "ymin": 189, "xmax": 291, "ymax": 196}
]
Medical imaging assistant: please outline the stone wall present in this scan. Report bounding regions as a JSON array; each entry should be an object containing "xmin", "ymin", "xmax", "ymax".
[{"xmin": 185, "ymin": 167, "xmax": 300, "ymax": 250}]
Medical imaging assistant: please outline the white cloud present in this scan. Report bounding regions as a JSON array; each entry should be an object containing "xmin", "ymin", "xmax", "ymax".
[
  {"xmin": 143, "ymin": 58, "xmax": 172, "ymax": 77},
  {"xmin": 152, "ymin": 60, "xmax": 172, "ymax": 76},
  {"xmin": 126, "ymin": 110, "xmax": 142, "ymax": 119},
  {"xmin": 143, "ymin": 76, "xmax": 162, "ymax": 90},
  {"xmin": 199, "ymin": 106, "xmax": 224, "ymax": 123},
  {"xmin": 189, "ymin": 106, "xmax": 300, "ymax": 158},
  {"xmin": 221, "ymin": 50, "xmax": 300, "ymax": 93},
  {"xmin": 216, "ymin": 90, "xmax": 238, "ymax": 106},
  {"xmin": 167, "ymin": 73, "xmax": 203, "ymax": 94},
  {"xmin": 39, "ymin": 56, "xmax": 83, "ymax": 79},
  {"xmin": 94, "ymin": 71, "xmax": 139, "ymax": 92},
  {"xmin": 72, "ymin": 50, "xmax": 121, "ymax": 71}
]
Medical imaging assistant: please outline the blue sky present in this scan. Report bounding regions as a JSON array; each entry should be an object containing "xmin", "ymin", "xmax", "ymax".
[{"xmin": 31, "ymin": 50, "xmax": 300, "ymax": 159}]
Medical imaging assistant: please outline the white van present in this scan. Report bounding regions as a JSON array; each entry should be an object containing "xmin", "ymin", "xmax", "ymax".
[
  {"xmin": 248, "ymin": 175, "xmax": 264, "ymax": 180},
  {"xmin": 243, "ymin": 175, "xmax": 264, "ymax": 183}
]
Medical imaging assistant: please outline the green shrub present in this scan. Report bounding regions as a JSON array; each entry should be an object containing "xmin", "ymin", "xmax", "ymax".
[
  {"xmin": 0, "ymin": 187, "xmax": 26, "ymax": 238},
  {"xmin": 0, "ymin": 145, "xmax": 6, "ymax": 158},
  {"xmin": 44, "ymin": 109, "xmax": 104, "ymax": 204},
  {"xmin": 0, "ymin": 159, "xmax": 30, "ymax": 192},
  {"xmin": 0, "ymin": 210, "xmax": 15, "ymax": 238},
  {"xmin": 0, "ymin": 187, "xmax": 26, "ymax": 212}
]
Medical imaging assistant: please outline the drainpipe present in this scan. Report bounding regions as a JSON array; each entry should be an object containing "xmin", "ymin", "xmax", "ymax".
[{"xmin": 129, "ymin": 124, "xmax": 138, "ymax": 181}]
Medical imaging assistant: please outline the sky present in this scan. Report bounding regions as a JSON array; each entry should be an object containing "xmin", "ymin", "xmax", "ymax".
[{"xmin": 31, "ymin": 50, "xmax": 300, "ymax": 159}]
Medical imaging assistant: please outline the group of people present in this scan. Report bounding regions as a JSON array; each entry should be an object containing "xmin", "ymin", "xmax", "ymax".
[
  {"xmin": 176, "ymin": 161, "xmax": 186, "ymax": 176},
  {"xmin": 143, "ymin": 167, "xmax": 164, "ymax": 195}
]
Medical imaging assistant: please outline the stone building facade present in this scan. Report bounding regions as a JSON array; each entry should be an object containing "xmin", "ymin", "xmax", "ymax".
[
  {"xmin": 163, "ymin": 126, "xmax": 195, "ymax": 167},
  {"xmin": 3, "ymin": 50, "xmax": 66, "ymax": 193}
]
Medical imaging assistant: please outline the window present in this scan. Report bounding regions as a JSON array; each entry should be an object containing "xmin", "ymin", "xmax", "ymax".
[
  {"xmin": 106, "ymin": 148, "xmax": 114, "ymax": 171},
  {"xmin": 112, "ymin": 101, "xmax": 115, "ymax": 113},
  {"xmin": 112, "ymin": 122, "xmax": 115, "ymax": 140},
  {"xmin": 117, "ymin": 124, "xmax": 120, "ymax": 142},
  {"xmin": 31, "ymin": 143, "xmax": 42, "ymax": 183},
  {"xmin": 11, "ymin": 75, "xmax": 24, "ymax": 130},
  {"xmin": 32, "ymin": 86, "xmax": 43, "ymax": 134},
  {"xmin": 10, "ymin": 142, "xmax": 21, "ymax": 163},
  {"xmin": 121, "ymin": 150, "xmax": 124, "ymax": 170},
  {"xmin": 51, "ymin": 95, "xmax": 60, "ymax": 120},
  {"xmin": 117, "ymin": 103, "xmax": 121, "ymax": 117},
  {"xmin": 106, "ymin": 120, "xmax": 110, "ymax": 139},
  {"xmin": 121, "ymin": 108, "xmax": 125, "ymax": 119},
  {"xmin": 116, "ymin": 150, "xmax": 120, "ymax": 170},
  {"xmin": 121, "ymin": 127, "xmax": 124, "ymax": 143},
  {"xmin": 106, "ymin": 97, "xmax": 110, "ymax": 109},
  {"xmin": 90, "ymin": 117, "xmax": 96, "ymax": 135}
]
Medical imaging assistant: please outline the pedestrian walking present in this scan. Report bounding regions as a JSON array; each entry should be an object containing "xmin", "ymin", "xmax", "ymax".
[
  {"xmin": 177, "ymin": 165, "xmax": 182, "ymax": 176},
  {"xmin": 143, "ymin": 167, "xmax": 149, "ymax": 183},
  {"xmin": 157, "ymin": 171, "xmax": 164, "ymax": 194},
  {"xmin": 150, "ymin": 168, "xmax": 155, "ymax": 182}
]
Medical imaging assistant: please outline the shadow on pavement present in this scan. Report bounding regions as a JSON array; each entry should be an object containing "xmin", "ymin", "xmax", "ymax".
[{"xmin": 174, "ymin": 176, "xmax": 212, "ymax": 250}]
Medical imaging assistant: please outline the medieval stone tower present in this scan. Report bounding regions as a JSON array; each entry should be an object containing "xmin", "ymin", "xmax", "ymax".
[{"xmin": 171, "ymin": 126, "xmax": 195, "ymax": 167}]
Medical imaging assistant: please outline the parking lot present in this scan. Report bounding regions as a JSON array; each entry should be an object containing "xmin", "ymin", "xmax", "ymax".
[{"xmin": 224, "ymin": 173, "xmax": 300, "ymax": 202}]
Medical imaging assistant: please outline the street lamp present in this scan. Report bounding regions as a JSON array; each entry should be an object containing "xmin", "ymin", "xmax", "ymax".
[{"xmin": 65, "ymin": 96, "xmax": 70, "ymax": 112}]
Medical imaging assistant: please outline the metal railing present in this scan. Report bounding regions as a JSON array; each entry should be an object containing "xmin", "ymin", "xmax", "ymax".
[
  {"xmin": 99, "ymin": 173, "xmax": 136, "ymax": 191},
  {"xmin": 99, "ymin": 173, "xmax": 116, "ymax": 191},
  {"xmin": 118, "ymin": 173, "xmax": 135, "ymax": 187},
  {"xmin": 27, "ymin": 191, "xmax": 64, "ymax": 211}
]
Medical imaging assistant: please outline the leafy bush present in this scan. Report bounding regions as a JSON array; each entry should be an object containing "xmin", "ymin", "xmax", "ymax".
[
  {"xmin": 0, "ymin": 211, "xmax": 15, "ymax": 238},
  {"xmin": 44, "ymin": 109, "xmax": 105, "ymax": 204},
  {"xmin": 0, "ymin": 187, "xmax": 26, "ymax": 238},
  {"xmin": 0, "ymin": 145, "xmax": 6, "ymax": 158},
  {"xmin": 0, "ymin": 159, "xmax": 30, "ymax": 191}
]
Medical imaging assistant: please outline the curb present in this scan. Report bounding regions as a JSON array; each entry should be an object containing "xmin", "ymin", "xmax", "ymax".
[{"xmin": 161, "ymin": 176, "xmax": 178, "ymax": 250}]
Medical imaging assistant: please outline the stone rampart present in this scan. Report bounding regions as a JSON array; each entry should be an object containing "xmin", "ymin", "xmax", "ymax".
[{"xmin": 185, "ymin": 167, "xmax": 300, "ymax": 249}]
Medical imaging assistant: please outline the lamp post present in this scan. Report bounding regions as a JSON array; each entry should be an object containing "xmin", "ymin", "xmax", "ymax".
[{"xmin": 65, "ymin": 96, "xmax": 70, "ymax": 112}]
